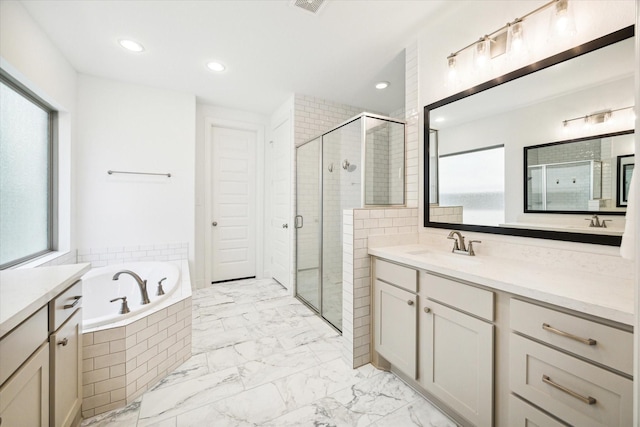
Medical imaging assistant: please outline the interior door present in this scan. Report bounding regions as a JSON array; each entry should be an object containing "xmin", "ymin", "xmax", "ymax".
[
  {"xmin": 270, "ymin": 120, "xmax": 291, "ymax": 290},
  {"xmin": 295, "ymin": 137, "xmax": 321, "ymax": 311},
  {"xmin": 211, "ymin": 126, "xmax": 256, "ymax": 282}
]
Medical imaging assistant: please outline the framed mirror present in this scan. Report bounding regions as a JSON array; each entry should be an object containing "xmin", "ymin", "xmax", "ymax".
[
  {"xmin": 617, "ymin": 154, "xmax": 635, "ymax": 207},
  {"xmin": 424, "ymin": 26, "xmax": 634, "ymax": 246}
]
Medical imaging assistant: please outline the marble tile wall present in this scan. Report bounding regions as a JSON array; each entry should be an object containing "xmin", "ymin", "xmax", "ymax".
[
  {"xmin": 81, "ymin": 298, "xmax": 193, "ymax": 418},
  {"xmin": 342, "ymin": 208, "xmax": 419, "ymax": 368}
]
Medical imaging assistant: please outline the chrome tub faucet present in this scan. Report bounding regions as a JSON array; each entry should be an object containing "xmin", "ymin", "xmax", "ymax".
[{"xmin": 112, "ymin": 270, "xmax": 151, "ymax": 304}]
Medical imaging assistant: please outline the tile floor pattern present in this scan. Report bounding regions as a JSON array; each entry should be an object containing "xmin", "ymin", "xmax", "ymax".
[{"xmin": 82, "ymin": 278, "xmax": 456, "ymax": 426}]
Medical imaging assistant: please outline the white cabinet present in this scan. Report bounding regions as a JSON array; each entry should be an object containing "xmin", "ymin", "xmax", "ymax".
[
  {"xmin": 420, "ymin": 299, "xmax": 494, "ymax": 427},
  {"xmin": 373, "ymin": 279, "xmax": 417, "ymax": 377},
  {"xmin": 0, "ymin": 341, "xmax": 50, "ymax": 427},
  {"xmin": 50, "ymin": 308, "xmax": 82, "ymax": 427}
]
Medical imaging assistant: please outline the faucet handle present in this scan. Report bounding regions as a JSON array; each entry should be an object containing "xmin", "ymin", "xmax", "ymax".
[
  {"xmin": 447, "ymin": 235, "xmax": 460, "ymax": 251},
  {"xmin": 601, "ymin": 219, "xmax": 611, "ymax": 228},
  {"xmin": 110, "ymin": 296, "xmax": 131, "ymax": 314},
  {"xmin": 157, "ymin": 277, "xmax": 167, "ymax": 296},
  {"xmin": 585, "ymin": 218, "xmax": 595, "ymax": 227},
  {"xmin": 467, "ymin": 240, "xmax": 482, "ymax": 256}
]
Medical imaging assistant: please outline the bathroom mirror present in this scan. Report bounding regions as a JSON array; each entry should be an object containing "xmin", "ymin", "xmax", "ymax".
[
  {"xmin": 424, "ymin": 26, "xmax": 635, "ymax": 246},
  {"xmin": 525, "ymin": 131, "xmax": 634, "ymax": 213}
]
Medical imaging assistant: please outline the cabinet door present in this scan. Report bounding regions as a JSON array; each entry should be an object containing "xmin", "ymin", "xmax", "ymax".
[
  {"xmin": 50, "ymin": 308, "xmax": 82, "ymax": 427},
  {"xmin": 0, "ymin": 342, "xmax": 50, "ymax": 427},
  {"xmin": 374, "ymin": 280, "xmax": 417, "ymax": 378},
  {"xmin": 420, "ymin": 300, "xmax": 493, "ymax": 427}
]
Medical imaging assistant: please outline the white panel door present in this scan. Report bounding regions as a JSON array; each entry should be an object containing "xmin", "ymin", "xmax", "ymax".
[
  {"xmin": 211, "ymin": 126, "xmax": 256, "ymax": 282},
  {"xmin": 270, "ymin": 120, "xmax": 291, "ymax": 290}
]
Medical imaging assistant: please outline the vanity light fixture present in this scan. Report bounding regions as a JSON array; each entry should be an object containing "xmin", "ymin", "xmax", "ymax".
[
  {"xmin": 562, "ymin": 106, "xmax": 634, "ymax": 129},
  {"xmin": 206, "ymin": 61, "xmax": 226, "ymax": 72},
  {"xmin": 375, "ymin": 81, "xmax": 390, "ymax": 90},
  {"xmin": 445, "ymin": 0, "xmax": 574, "ymax": 77},
  {"xmin": 119, "ymin": 39, "xmax": 145, "ymax": 53}
]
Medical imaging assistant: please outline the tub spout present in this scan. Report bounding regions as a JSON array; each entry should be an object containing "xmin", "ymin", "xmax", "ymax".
[{"xmin": 112, "ymin": 270, "xmax": 151, "ymax": 305}]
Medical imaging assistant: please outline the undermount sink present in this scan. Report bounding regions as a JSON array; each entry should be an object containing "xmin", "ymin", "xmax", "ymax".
[{"xmin": 404, "ymin": 248, "xmax": 482, "ymax": 267}]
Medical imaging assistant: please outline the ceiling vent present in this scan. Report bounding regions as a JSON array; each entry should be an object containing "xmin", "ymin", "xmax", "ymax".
[{"xmin": 291, "ymin": 0, "xmax": 327, "ymax": 15}]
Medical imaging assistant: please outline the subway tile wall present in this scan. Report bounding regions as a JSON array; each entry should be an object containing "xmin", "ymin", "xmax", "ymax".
[
  {"xmin": 342, "ymin": 207, "xmax": 419, "ymax": 368},
  {"xmin": 77, "ymin": 243, "xmax": 189, "ymax": 267},
  {"xmin": 429, "ymin": 205, "xmax": 463, "ymax": 223},
  {"xmin": 81, "ymin": 298, "xmax": 192, "ymax": 418},
  {"xmin": 404, "ymin": 41, "xmax": 420, "ymax": 208}
]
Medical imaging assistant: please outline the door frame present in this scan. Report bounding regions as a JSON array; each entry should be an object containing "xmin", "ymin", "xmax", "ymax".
[{"xmin": 204, "ymin": 117, "xmax": 265, "ymax": 286}]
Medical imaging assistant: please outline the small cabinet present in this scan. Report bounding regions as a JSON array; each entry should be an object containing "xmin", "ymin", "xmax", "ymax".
[
  {"xmin": 50, "ymin": 308, "xmax": 82, "ymax": 427},
  {"xmin": 0, "ymin": 342, "xmax": 50, "ymax": 427},
  {"xmin": 420, "ymin": 299, "xmax": 494, "ymax": 427},
  {"xmin": 373, "ymin": 279, "xmax": 417, "ymax": 377}
]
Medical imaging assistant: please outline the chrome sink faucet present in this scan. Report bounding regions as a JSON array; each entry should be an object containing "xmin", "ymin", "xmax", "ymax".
[
  {"xmin": 112, "ymin": 270, "xmax": 151, "ymax": 304},
  {"xmin": 585, "ymin": 214, "xmax": 610, "ymax": 228},
  {"xmin": 447, "ymin": 231, "xmax": 481, "ymax": 256}
]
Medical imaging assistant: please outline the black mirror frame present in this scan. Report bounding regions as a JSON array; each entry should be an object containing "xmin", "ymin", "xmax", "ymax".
[{"xmin": 423, "ymin": 25, "xmax": 634, "ymax": 247}]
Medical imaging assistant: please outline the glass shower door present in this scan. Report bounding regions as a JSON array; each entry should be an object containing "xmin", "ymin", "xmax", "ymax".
[{"xmin": 295, "ymin": 137, "xmax": 321, "ymax": 311}]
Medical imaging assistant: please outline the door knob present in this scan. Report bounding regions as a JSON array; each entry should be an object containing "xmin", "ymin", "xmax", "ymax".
[
  {"xmin": 58, "ymin": 338, "xmax": 69, "ymax": 346},
  {"xmin": 424, "ymin": 307, "xmax": 431, "ymax": 313},
  {"xmin": 282, "ymin": 224, "xmax": 288, "ymax": 228},
  {"xmin": 212, "ymin": 221, "xmax": 218, "ymax": 226},
  {"xmin": 407, "ymin": 300, "xmax": 414, "ymax": 306}
]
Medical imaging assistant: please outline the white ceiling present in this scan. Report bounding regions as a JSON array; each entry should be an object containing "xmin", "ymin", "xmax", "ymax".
[{"xmin": 20, "ymin": 0, "xmax": 448, "ymax": 115}]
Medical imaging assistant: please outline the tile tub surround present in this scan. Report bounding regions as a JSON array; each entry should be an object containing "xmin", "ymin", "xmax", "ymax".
[
  {"xmin": 81, "ymin": 278, "xmax": 455, "ymax": 426},
  {"xmin": 78, "ymin": 243, "xmax": 189, "ymax": 268},
  {"xmin": 81, "ymin": 259, "xmax": 193, "ymax": 417},
  {"xmin": 342, "ymin": 208, "xmax": 419, "ymax": 369}
]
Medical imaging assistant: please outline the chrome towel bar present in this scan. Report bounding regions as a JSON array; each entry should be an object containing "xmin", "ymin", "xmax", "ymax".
[{"xmin": 108, "ymin": 170, "xmax": 171, "ymax": 177}]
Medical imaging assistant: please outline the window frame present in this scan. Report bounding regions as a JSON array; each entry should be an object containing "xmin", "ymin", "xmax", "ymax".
[{"xmin": 0, "ymin": 69, "xmax": 57, "ymax": 269}]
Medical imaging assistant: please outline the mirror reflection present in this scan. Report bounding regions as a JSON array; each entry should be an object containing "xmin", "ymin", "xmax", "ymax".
[{"xmin": 427, "ymin": 32, "xmax": 635, "ymax": 241}]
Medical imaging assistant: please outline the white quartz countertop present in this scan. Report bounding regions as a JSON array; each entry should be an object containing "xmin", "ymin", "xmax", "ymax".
[
  {"xmin": 369, "ymin": 244, "xmax": 634, "ymax": 326},
  {"xmin": 0, "ymin": 263, "xmax": 91, "ymax": 337}
]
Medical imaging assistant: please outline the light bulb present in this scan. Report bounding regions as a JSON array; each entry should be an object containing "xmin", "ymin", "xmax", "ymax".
[
  {"xmin": 475, "ymin": 37, "xmax": 490, "ymax": 67},
  {"xmin": 550, "ymin": 0, "xmax": 576, "ymax": 37},
  {"xmin": 447, "ymin": 54, "xmax": 457, "ymax": 80},
  {"xmin": 507, "ymin": 20, "xmax": 524, "ymax": 53}
]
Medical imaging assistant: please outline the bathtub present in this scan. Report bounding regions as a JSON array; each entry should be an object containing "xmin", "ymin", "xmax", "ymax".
[
  {"xmin": 82, "ymin": 262, "xmax": 181, "ymax": 330},
  {"xmin": 80, "ymin": 260, "xmax": 192, "ymax": 417}
]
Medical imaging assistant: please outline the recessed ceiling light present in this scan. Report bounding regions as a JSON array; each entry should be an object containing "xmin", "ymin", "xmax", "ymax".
[
  {"xmin": 118, "ymin": 39, "xmax": 145, "ymax": 53},
  {"xmin": 206, "ymin": 61, "xmax": 226, "ymax": 72},
  {"xmin": 375, "ymin": 81, "xmax": 390, "ymax": 90},
  {"xmin": 434, "ymin": 117, "xmax": 445, "ymax": 123}
]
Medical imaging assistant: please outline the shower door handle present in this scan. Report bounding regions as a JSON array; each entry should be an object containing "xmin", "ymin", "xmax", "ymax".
[{"xmin": 295, "ymin": 215, "xmax": 304, "ymax": 229}]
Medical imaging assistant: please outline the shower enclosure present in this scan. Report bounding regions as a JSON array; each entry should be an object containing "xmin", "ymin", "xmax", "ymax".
[{"xmin": 295, "ymin": 113, "xmax": 405, "ymax": 331}]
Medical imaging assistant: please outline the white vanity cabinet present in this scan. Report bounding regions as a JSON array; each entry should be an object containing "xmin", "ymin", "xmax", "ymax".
[
  {"xmin": 419, "ymin": 272, "xmax": 494, "ymax": 427},
  {"xmin": 509, "ymin": 299, "xmax": 633, "ymax": 427},
  {"xmin": 0, "ymin": 266, "xmax": 87, "ymax": 427},
  {"xmin": 373, "ymin": 259, "xmax": 418, "ymax": 378}
]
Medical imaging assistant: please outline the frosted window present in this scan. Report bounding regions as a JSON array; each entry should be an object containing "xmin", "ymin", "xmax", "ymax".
[
  {"xmin": 0, "ymin": 78, "xmax": 51, "ymax": 267},
  {"xmin": 439, "ymin": 146, "xmax": 505, "ymax": 226}
]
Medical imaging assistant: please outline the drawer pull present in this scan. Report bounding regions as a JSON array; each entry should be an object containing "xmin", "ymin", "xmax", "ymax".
[
  {"xmin": 542, "ymin": 323, "xmax": 596, "ymax": 346},
  {"xmin": 57, "ymin": 338, "xmax": 69, "ymax": 346},
  {"xmin": 63, "ymin": 295, "xmax": 82, "ymax": 309},
  {"xmin": 407, "ymin": 300, "xmax": 414, "ymax": 306},
  {"xmin": 424, "ymin": 307, "xmax": 431, "ymax": 313},
  {"xmin": 542, "ymin": 375, "xmax": 596, "ymax": 405}
]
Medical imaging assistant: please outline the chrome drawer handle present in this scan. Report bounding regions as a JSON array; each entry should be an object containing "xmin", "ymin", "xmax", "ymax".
[
  {"xmin": 542, "ymin": 375, "xmax": 596, "ymax": 405},
  {"xmin": 58, "ymin": 338, "xmax": 69, "ymax": 346},
  {"xmin": 542, "ymin": 323, "xmax": 596, "ymax": 346},
  {"xmin": 64, "ymin": 295, "xmax": 82, "ymax": 309}
]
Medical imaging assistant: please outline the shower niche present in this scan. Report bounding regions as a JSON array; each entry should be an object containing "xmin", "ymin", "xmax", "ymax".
[{"xmin": 295, "ymin": 113, "xmax": 405, "ymax": 331}]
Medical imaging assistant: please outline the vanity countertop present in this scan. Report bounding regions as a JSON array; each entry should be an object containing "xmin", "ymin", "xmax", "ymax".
[
  {"xmin": 0, "ymin": 263, "xmax": 91, "ymax": 337},
  {"xmin": 369, "ymin": 244, "xmax": 634, "ymax": 326}
]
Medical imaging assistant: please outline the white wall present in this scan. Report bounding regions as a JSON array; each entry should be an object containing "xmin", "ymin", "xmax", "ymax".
[
  {"xmin": 416, "ymin": 0, "xmax": 635, "ymax": 250},
  {"xmin": 195, "ymin": 104, "xmax": 268, "ymax": 289},
  {"xmin": 76, "ymin": 75, "xmax": 196, "ymax": 268},
  {"xmin": 0, "ymin": 0, "xmax": 78, "ymax": 264}
]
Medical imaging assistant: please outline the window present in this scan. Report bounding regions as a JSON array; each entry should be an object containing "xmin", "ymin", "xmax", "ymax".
[
  {"xmin": 439, "ymin": 145, "xmax": 505, "ymax": 226},
  {"xmin": 0, "ymin": 72, "xmax": 55, "ymax": 268}
]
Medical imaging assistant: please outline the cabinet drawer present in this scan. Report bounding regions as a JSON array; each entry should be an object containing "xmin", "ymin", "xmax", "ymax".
[
  {"xmin": 0, "ymin": 305, "xmax": 48, "ymax": 386},
  {"xmin": 374, "ymin": 258, "xmax": 417, "ymax": 293},
  {"xmin": 509, "ymin": 394, "xmax": 566, "ymax": 427},
  {"xmin": 51, "ymin": 280, "xmax": 82, "ymax": 332},
  {"xmin": 423, "ymin": 272, "xmax": 494, "ymax": 321},
  {"xmin": 510, "ymin": 299, "xmax": 632, "ymax": 375},
  {"xmin": 510, "ymin": 333, "xmax": 632, "ymax": 427}
]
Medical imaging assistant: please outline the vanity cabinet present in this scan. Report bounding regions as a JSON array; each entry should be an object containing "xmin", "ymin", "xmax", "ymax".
[
  {"xmin": 419, "ymin": 273, "xmax": 494, "ymax": 427},
  {"xmin": 510, "ymin": 299, "xmax": 633, "ymax": 427},
  {"xmin": 373, "ymin": 259, "xmax": 418, "ymax": 378},
  {"xmin": 0, "ymin": 276, "xmax": 84, "ymax": 427}
]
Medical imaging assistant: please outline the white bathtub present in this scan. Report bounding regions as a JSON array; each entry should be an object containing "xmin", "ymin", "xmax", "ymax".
[{"xmin": 82, "ymin": 262, "xmax": 181, "ymax": 330}]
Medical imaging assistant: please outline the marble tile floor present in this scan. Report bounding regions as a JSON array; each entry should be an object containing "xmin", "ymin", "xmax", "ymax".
[{"xmin": 82, "ymin": 278, "xmax": 456, "ymax": 427}]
